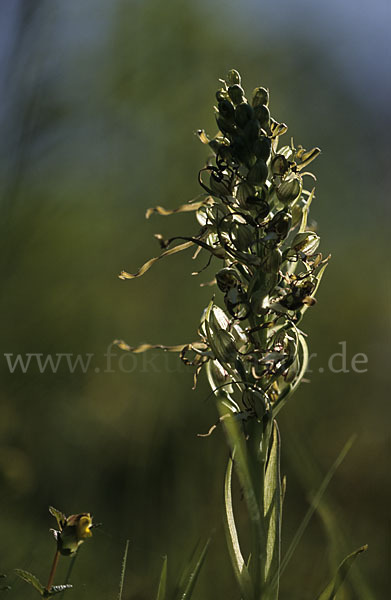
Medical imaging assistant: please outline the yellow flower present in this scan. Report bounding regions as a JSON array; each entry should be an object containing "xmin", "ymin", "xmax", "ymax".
[{"xmin": 49, "ymin": 507, "xmax": 93, "ymax": 556}]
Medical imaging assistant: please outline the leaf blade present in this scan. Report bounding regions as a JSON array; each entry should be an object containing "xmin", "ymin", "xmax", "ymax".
[
  {"xmin": 155, "ymin": 556, "xmax": 167, "ymax": 600},
  {"xmin": 317, "ymin": 545, "xmax": 368, "ymax": 600},
  {"xmin": 223, "ymin": 457, "xmax": 253, "ymax": 600}
]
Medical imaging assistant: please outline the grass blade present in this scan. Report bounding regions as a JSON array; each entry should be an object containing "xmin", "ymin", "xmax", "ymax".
[
  {"xmin": 155, "ymin": 556, "xmax": 167, "ymax": 600},
  {"xmin": 285, "ymin": 431, "xmax": 376, "ymax": 599},
  {"xmin": 176, "ymin": 538, "xmax": 210, "ymax": 600},
  {"xmin": 118, "ymin": 539, "xmax": 130, "ymax": 600},
  {"xmin": 276, "ymin": 435, "xmax": 356, "ymax": 586},
  {"xmin": 316, "ymin": 545, "xmax": 368, "ymax": 600}
]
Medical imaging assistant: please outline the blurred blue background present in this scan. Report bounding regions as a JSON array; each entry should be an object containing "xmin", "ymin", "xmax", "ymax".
[{"xmin": 0, "ymin": 1, "xmax": 389, "ymax": 598}]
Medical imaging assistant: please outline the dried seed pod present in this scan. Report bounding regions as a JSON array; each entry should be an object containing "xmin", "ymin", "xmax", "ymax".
[
  {"xmin": 228, "ymin": 84, "xmax": 244, "ymax": 105},
  {"xmin": 247, "ymin": 158, "xmax": 269, "ymax": 185}
]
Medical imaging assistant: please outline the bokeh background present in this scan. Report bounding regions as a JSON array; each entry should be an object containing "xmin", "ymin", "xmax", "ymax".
[{"xmin": 0, "ymin": 1, "xmax": 389, "ymax": 598}]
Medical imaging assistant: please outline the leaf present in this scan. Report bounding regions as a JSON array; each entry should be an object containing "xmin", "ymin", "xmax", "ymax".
[
  {"xmin": 117, "ymin": 539, "xmax": 130, "ymax": 600},
  {"xmin": 119, "ymin": 241, "xmax": 194, "ymax": 280},
  {"xmin": 216, "ymin": 398, "xmax": 265, "ymax": 597},
  {"xmin": 263, "ymin": 421, "xmax": 281, "ymax": 598},
  {"xmin": 223, "ymin": 457, "xmax": 253, "ymax": 600},
  {"xmin": 316, "ymin": 545, "xmax": 368, "ymax": 600},
  {"xmin": 49, "ymin": 506, "xmax": 66, "ymax": 529},
  {"xmin": 155, "ymin": 556, "xmax": 167, "ymax": 600},
  {"xmin": 176, "ymin": 539, "xmax": 210, "ymax": 600},
  {"xmin": 14, "ymin": 569, "xmax": 45, "ymax": 595}
]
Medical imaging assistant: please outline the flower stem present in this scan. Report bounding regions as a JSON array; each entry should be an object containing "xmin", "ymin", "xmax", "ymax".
[{"xmin": 46, "ymin": 549, "xmax": 60, "ymax": 592}]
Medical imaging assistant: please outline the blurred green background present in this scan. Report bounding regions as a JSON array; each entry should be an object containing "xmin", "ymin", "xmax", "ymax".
[{"xmin": 0, "ymin": 0, "xmax": 389, "ymax": 598}]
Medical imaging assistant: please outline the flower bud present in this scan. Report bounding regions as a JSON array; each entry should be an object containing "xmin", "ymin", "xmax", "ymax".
[
  {"xmin": 289, "ymin": 231, "xmax": 320, "ymax": 256},
  {"xmin": 231, "ymin": 222, "xmax": 254, "ymax": 251},
  {"xmin": 216, "ymin": 89, "xmax": 229, "ymax": 102},
  {"xmin": 253, "ymin": 135, "xmax": 272, "ymax": 161},
  {"xmin": 230, "ymin": 136, "xmax": 254, "ymax": 168},
  {"xmin": 266, "ymin": 209, "xmax": 292, "ymax": 242},
  {"xmin": 260, "ymin": 246, "xmax": 282, "ymax": 273},
  {"xmin": 235, "ymin": 102, "xmax": 253, "ymax": 128},
  {"xmin": 216, "ymin": 267, "xmax": 240, "ymax": 292},
  {"xmin": 209, "ymin": 171, "xmax": 232, "ymax": 195},
  {"xmin": 216, "ymin": 115, "xmax": 237, "ymax": 137},
  {"xmin": 236, "ymin": 182, "xmax": 255, "ymax": 207},
  {"xmin": 208, "ymin": 306, "xmax": 237, "ymax": 363},
  {"xmin": 252, "ymin": 86, "xmax": 269, "ymax": 107},
  {"xmin": 253, "ymin": 104, "xmax": 270, "ymax": 129},
  {"xmin": 54, "ymin": 513, "xmax": 93, "ymax": 556},
  {"xmin": 271, "ymin": 154, "xmax": 289, "ymax": 176},
  {"xmin": 247, "ymin": 159, "xmax": 268, "ymax": 185},
  {"xmin": 244, "ymin": 118, "xmax": 261, "ymax": 142},
  {"xmin": 228, "ymin": 84, "xmax": 244, "ymax": 105},
  {"xmin": 226, "ymin": 69, "xmax": 241, "ymax": 85},
  {"xmin": 276, "ymin": 175, "xmax": 302, "ymax": 204},
  {"xmin": 218, "ymin": 99, "xmax": 235, "ymax": 121}
]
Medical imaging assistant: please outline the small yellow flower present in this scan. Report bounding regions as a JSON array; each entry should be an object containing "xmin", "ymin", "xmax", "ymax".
[{"xmin": 49, "ymin": 507, "xmax": 93, "ymax": 556}]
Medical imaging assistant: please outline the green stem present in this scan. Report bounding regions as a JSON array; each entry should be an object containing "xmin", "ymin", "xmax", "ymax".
[{"xmin": 46, "ymin": 549, "xmax": 60, "ymax": 592}]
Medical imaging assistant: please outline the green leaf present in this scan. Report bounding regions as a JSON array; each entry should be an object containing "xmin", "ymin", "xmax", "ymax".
[
  {"xmin": 223, "ymin": 457, "xmax": 253, "ymax": 600},
  {"xmin": 117, "ymin": 539, "xmax": 130, "ymax": 600},
  {"xmin": 217, "ymin": 401, "xmax": 265, "ymax": 597},
  {"xmin": 155, "ymin": 556, "xmax": 167, "ymax": 600},
  {"xmin": 263, "ymin": 421, "xmax": 281, "ymax": 598},
  {"xmin": 316, "ymin": 545, "xmax": 368, "ymax": 600},
  {"xmin": 176, "ymin": 539, "xmax": 210, "ymax": 600},
  {"xmin": 49, "ymin": 506, "xmax": 66, "ymax": 529},
  {"xmin": 14, "ymin": 569, "xmax": 45, "ymax": 595}
]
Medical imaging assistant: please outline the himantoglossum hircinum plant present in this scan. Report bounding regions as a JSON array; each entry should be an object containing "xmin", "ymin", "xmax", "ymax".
[
  {"xmin": 15, "ymin": 506, "xmax": 94, "ymax": 597},
  {"xmin": 116, "ymin": 70, "xmax": 367, "ymax": 599}
]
